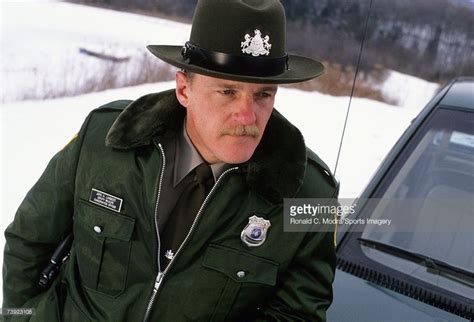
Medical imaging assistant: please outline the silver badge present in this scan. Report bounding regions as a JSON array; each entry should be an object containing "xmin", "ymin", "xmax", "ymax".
[
  {"xmin": 241, "ymin": 215, "xmax": 271, "ymax": 247},
  {"xmin": 241, "ymin": 29, "xmax": 272, "ymax": 56}
]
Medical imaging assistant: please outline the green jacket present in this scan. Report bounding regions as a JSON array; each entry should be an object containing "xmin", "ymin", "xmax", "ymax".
[{"xmin": 3, "ymin": 89, "xmax": 338, "ymax": 322}]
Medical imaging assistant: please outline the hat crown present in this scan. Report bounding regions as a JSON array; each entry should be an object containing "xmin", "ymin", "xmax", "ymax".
[{"xmin": 189, "ymin": 0, "xmax": 286, "ymax": 58}]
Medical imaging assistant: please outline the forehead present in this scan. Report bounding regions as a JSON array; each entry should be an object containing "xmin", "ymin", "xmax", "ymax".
[{"xmin": 191, "ymin": 74, "xmax": 278, "ymax": 92}]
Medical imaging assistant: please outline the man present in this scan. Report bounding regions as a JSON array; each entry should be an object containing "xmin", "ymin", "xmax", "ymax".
[{"xmin": 3, "ymin": 0, "xmax": 339, "ymax": 321}]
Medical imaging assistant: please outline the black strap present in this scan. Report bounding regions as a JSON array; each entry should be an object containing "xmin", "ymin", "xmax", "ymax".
[{"xmin": 181, "ymin": 41, "xmax": 288, "ymax": 77}]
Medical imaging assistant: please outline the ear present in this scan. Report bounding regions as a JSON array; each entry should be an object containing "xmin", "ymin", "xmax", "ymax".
[{"xmin": 175, "ymin": 71, "xmax": 190, "ymax": 108}]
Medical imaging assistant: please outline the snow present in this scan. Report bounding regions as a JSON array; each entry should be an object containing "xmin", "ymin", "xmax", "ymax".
[
  {"xmin": 1, "ymin": 1, "xmax": 191, "ymax": 102},
  {"xmin": 379, "ymin": 70, "xmax": 440, "ymax": 108},
  {"xmin": 0, "ymin": 1, "xmax": 439, "ymax": 303},
  {"xmin": 275, "ymin": 88, "xmax": 419, "ymax": 197}
]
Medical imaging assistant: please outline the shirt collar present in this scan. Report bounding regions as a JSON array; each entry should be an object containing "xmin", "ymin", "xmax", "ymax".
[{"xmin": 173, "ymin": 120, "xmax": 230, "ymax": 187}]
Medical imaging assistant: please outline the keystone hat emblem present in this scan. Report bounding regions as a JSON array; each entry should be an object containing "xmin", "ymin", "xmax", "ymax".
[
  {"xmin": 241, "ymin": 215, "xmax": 271, "ymax": 247},
  {"xmin": 241, "ymin": 29, "xmax": 272, "ymax": 56}
]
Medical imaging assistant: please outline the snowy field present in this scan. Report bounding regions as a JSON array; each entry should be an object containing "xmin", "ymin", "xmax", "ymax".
[
  {"xmin": 1, "ymin": 1, "xmax": 191, "ymax": 102},
  {"xmin": 1, "ymin": 1, "xmax": 441, "ymax": 303}
]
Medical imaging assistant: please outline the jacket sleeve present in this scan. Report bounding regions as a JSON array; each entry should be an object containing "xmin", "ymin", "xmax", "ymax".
[
  {"xmin": 2, "ymin": 115, "xmax": 90, "ymax": 309},
  {"xmin": 254, "ymin": 188, "xmax": 338, "ymax": 322}
]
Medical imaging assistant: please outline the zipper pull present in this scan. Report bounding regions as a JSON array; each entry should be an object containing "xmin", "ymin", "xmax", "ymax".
[{"xmin": 153, "ymin": 272, "xmax": 164, "ymax": 291}]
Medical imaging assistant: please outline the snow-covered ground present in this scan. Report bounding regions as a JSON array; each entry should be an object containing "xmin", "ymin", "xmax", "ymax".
[
  {"xmin": 379, "ymin": 71, "xmax": 439, "ymax": 108},
  {"xmin": 1, "ymin": 1, "xmax": 191, "ymax": 102},
  {"xmin": 1, "ymin": 1, "xmax": 441, "ymax": 303}
]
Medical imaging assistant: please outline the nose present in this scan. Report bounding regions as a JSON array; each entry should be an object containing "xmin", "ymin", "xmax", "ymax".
[{"xmin": 233, "ymin": 94, "xmax": 257, "ymax": 125}]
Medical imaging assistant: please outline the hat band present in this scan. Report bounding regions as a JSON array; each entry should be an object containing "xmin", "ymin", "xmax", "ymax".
[{"xmin": 181, "ymin": 42, "xmax": 288, "ymax": 77}]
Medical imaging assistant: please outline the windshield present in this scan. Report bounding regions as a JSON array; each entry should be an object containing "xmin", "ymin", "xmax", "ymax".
[{"xmin": 361, "ymin": 107, "xmax": 474, "ymax": 298}]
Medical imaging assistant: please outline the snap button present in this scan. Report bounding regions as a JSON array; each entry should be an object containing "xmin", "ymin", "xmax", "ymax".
[
  {"xmin": 236, "ymin": 271, "xmax": 246, "ymax": 278},
  {"xmin": 93, "ymin": 225, "xmax": 103, "ymax": 234}
]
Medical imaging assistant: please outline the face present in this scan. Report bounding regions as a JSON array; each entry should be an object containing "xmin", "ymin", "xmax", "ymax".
[{"xmin": 175, "ymin": 72, "xmax": 277, "ymax": 164}]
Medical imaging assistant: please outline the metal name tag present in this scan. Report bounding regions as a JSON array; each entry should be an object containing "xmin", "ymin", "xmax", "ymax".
[{"xmin": 89, "ymin": 188, "xmax": 123, "ymax": 213}]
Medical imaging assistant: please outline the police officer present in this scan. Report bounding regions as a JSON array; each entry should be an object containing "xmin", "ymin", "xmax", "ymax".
[{"xmin": 3, "ymin": 0, "xmax": 339, "ymax": 321}]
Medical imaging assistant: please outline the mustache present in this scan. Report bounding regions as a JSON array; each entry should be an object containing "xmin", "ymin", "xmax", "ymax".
[{"xmin": 220, "ymin": 125, "xmax": 260, "ymax": 137}]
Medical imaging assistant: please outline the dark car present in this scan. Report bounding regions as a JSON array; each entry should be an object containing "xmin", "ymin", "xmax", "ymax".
[{"xmin": 327, "ymin": 78, "xmax": 474, "ymax": 321}]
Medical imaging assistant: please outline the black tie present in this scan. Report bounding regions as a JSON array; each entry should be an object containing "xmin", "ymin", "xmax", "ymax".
[{"xmin": 161, "ymin": 163, "xmax": 215, "ymax": 267}]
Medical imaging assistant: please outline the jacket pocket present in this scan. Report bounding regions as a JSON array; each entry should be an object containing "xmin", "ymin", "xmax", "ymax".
[
  {"xmin": 187, "ymin": 244, "xmax": 279, "ymax": 321},
  {"xmin": 73, "ymin": 199, "xmax": 135, "ymax": 297}
]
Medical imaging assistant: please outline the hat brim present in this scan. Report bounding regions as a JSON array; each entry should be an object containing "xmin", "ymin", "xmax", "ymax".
[{"xmin": 147, "ymin": 45, "xmax": 324, "ymax": 84}]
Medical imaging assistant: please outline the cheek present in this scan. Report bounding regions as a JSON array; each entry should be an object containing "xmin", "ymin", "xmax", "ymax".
[
  {"xmin": 257, "ymin": 105, "xmax": 273, "ymax": 128},
  {"xmin": 193, "ymin": 111, "xmax": 221, "ymax": 140}
]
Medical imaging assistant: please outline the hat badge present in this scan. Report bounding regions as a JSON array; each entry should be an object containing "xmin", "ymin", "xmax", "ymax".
[
  {"xmin": 241, "ymin": 29, "xmax": 272, "ymax": 57},
  {"xmin": 241, "ymin": 215, "xmax": 271, "ymax": 247}
]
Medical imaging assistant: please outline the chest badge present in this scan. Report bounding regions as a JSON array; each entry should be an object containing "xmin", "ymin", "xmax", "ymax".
[{"xmin": 241, "ymin": 215, "xmax": 271, "ymax": 247}]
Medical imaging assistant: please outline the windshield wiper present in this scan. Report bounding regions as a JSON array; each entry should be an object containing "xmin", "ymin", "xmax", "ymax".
[{"xmin": 358, "ymin": 237, "xmax": 474, "ymax": 287}]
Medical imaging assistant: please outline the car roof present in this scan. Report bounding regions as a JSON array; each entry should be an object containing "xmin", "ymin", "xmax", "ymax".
[{"xmin": 439, "ymin": 77, "xmax": 474, "ymax": 109}]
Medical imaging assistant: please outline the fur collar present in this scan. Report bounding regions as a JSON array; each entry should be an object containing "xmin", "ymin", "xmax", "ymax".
[{"xmin": 105, "ymin": 89, "xmax": 307, "ymax": 204}]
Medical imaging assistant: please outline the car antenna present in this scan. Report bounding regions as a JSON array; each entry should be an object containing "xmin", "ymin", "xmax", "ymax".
[{"xmin": 334, "ymin": 0, "xmax": 374, "ymax": 176}]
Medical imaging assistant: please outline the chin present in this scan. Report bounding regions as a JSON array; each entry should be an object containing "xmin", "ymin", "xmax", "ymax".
[
  {"xmin": 219, "ymin": 149, "xmax": 256, "ymax": 164},
  {"xmin": 215, "ymin": 136, "xmax": 260, "ymax": 164},
  {"xmin": 226, "ymin": 156, "xmax": 253, "ymax": 164}
]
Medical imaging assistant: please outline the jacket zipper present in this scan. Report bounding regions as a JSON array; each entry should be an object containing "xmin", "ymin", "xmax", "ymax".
[
  {"xmin": 143, "ymin": 142, "xmax": 166, "ymax": 322},
  {"xmin": 142, "ymin": 161, "xmax": 239, "ymax": 321}
]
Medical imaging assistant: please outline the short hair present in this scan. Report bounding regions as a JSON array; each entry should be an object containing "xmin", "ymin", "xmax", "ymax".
[{"xmin": 181, "ymin": 69, "xmax": 195, "ymax": 82}]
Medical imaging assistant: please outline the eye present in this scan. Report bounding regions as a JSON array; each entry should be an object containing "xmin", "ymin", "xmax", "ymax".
[
  {"xmin": 255, "ymin": 92, "xmax": 272, "ymax": 99},
  {"xmin": 220, "ymin": 89, "xmax": 236, "ymax": 96}
]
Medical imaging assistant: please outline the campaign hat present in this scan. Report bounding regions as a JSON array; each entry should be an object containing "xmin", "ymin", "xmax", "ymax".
[{"xmin": 147, "ymin": 0, "xmax": 324, "ymax": 84}]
